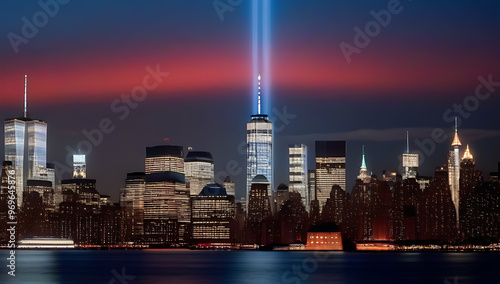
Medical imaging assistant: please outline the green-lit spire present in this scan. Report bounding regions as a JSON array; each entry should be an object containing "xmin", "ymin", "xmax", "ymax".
[{"xmin": 361, "ymin": 145, "xmax": 367, "ymax": 169}]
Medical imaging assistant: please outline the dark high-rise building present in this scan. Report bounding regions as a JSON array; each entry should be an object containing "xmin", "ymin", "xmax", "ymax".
[
  {"xmin": 275, "ymin": 183, "xmax": 290, "ymax": 213},
  {"xmin": 350, "ymin": 176, "xmax": 392, "ymax": 241},
  {"xmin": 459, "ymin": 145, "xmax": 484, "ymax": 239},
  {"xmin": 120, "ymin": 172, "xmax": 145, "ymax": 243},
  {"xmin": 464, "ymin": 181, "xmax": 500, "ymax": 241},
  {"xmin": 61, "ymin": 179, "xmax": 99, "ymax": 211},
  {"xmin": 419, "ymin": 166, "xmax": 457, "ymax": 242},
  {"xmin": 23, "ymin": 178, "xmax": 55, "ymax": 241},
  {"xmin": 276, "ymin": 191, "xmax": 309, "ymax": 244},
  {"xmin": 489, "ymin": 163, "xmax": 499, "ymax": 182},
  {"xmin": 246, "ymin": 175, "xmax": 272, "ymax": 245},
  {"xmin": 190, "ymin": 184, "xmax": 236, "ymax": 247},
  {"xmin": 315, "ymin": 141, "xmax": 346, "ymax": 210},
  {"xmin": 321, "ymin": 185, "xmax": 349, "ymax": 236},
  {"xmin": 392, "ymin": 178, "xmax": 421, "ymax": 241}
]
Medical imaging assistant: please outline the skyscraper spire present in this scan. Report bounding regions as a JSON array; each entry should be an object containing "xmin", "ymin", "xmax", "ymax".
[
  {"xmin": 452, "ymin": 117, "xmax": 462, "ymax": 146},
  {"xmin": 257, "ymin": 73, "xmax": 262, "ymax": 115},
  {"xmin": 361, "ymin": 145, "xmax": 367, "ymax": 170},
  {"xmin": 462, "ymin": 144, "xmax": 473, "ymax": 160},
  {"xmin": 24, "ymin": 74, "xmax": 28, "ymax": 118},
  {"xmin": 357, "ymin": 145, "xmax": 369, "ymax": 183},
  {"xmin": 406, "ymin": 131, "xmax": 410, "ymax": 154}
]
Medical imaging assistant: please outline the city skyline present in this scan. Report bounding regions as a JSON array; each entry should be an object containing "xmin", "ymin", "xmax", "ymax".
[
  {"xmin": 1, "ymin": 1, "xmax": 500, "ymax": 202},
  {"xmin": 1, "ymin": 2, "xmax": 500, "ymax": 283}
]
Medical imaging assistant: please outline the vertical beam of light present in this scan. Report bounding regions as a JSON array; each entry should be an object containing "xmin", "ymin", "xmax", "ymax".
[
  {"xmin": 24, "ymin": 75, "xmax": 28, "ymax": 118},
  {"xmin": 252, "ymin": 0, "xmax": 271, "ymax": 115},
  {"xmin": 263, "ymin": 0, "xmax": 271, "ymax": 115},
  {"xmin": 252, "ymin": 0, "xmax": 259, "ymax": 114}
]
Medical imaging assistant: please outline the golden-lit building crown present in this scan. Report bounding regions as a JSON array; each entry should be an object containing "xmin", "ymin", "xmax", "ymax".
[
  {"xmin": 451, "ymin": 131, "xmax": 461, "ymax": 146},
  {"xmin": 462, "ymin": 144, "xmax": 473, "ymax": 160}
]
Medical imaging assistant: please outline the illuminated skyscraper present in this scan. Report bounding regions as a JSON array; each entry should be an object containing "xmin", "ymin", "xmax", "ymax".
[
  {"xmin": 402, "ymin": 132, "xmax": 419, "ymax": 180},
  {"xmin": 144, "ymin": 145, "xmax": 190, "ymax": 244},
  {"xmin": 190, "ymin": 184, "xmax": 236, "ymax": 246},
  {"xmin": 447, "ymin": 118, "xmax": 461, "ymax": 230},
  {"xmin": 4, "ymin": 118, "xmax": 27, "ymax": 207},
  {"xmin": 315, "ymin": 141, "xmax": 346, "ymax": 210},
  {"xmin": 184, "ymin": 151, "xmax": 214, "ymax": 195},
  {"xmin": 289, "ymin": 144, "xmax": 308, "ymax": 210},
  {"xmin": 357, "ymin": 146, "xmax": 370, "ymax": 183},
  {"xmin": 145, "ymin": 145, "xmax": 184, "ymax": 174},
  {"xmin": 27, "ymin": 119, "xmax": 47, "ymax": 180},
  {"xmin": 4, "ymin": 75, "xmax": 49, "ymax": 207},
  {"xmin": 73, "ymin": 154, "xmax": 86, "ymax": 179},
  {"xmin": 246, "ymin": 74, "xmax": 273, "ymax": 204}
]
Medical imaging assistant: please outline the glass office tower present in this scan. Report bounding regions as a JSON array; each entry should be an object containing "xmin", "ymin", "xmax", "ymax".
[
  {"xmin": 246, "ymin": 114, "xmax": 273, "ymax": 201},
  {"xmin": 27, "ymin": 119, "xmax": 47, "ymax": 180},
  {"xmin": 289, "ymin": 144, "xmax": 308, "ymax": 211},
  {"xmin": 184, "ymin": 151, "xmax": 214, "ymax": 195},
  {"xmin": 315, "ymin": 141, "xmax": 346, "ymax": 210},
  {"xmin": 73, "ymin": 154, "xmax": 87, "ymax": 179},
  {"xmin": 4, "ymin": 118, "xmax": 27, "ymax": 207}
]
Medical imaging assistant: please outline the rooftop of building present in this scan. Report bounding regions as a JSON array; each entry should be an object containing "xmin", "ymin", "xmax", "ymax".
[
  {"xmin": 146, "ymin": 145, "xmax": 184, "ymax": 158},
  {"xmin": 277, "ymin": 183, "xmax": 289, "ymax": 191},
  {"xmin": 249, "ymin": 114, "xmax": 271, "ymax": 122},
  {"xmin": 199, "ymin": 183, "xmax": 227, "ymax": 196},
  {"xmin": 185, "ymin": 151, "xmax": 214, "ymax": 163},
  {"xmin": 4, "ymin": 117, "xmax": 46, "ymax": 123},
  {"xmin": 251, "ymin": 174, "xmax": 269, "ymax": 184}
]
